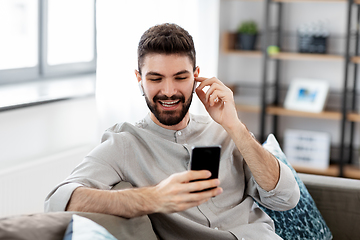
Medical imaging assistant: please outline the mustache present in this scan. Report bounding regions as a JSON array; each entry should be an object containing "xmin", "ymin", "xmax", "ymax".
[{"xmin": 153, "ymin": 94, "xmax": 185, "ymax": 103}]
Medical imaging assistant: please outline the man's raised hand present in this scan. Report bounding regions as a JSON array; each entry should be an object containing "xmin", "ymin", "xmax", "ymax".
[{"xmin": 195, "ymin": 77, "xmax": 240, "ymax": 131}]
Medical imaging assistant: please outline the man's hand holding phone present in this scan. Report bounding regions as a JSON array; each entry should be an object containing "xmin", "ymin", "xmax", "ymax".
[
  {"xmin": 148, "ymin": 146, "xmax": 222, "ymax": 214},
  {"xmin": 151, "ymin": 170, "xmax": 222, "ymax": 214}
]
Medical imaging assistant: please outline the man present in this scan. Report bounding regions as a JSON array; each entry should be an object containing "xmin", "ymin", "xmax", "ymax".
[{"xmin": 45, "ymin": 23, "xmax": 300, "ymax": 239}]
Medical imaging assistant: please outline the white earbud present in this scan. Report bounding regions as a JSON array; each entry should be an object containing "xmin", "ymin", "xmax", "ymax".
[{"xmin": 138, "ymin": 81, "xmax": 145, "ymax": 96}]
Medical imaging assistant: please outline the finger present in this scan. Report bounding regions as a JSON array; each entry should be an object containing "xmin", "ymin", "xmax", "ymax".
[
  {"xmin": 187, "ymin": 170, "xmax": 212, "ymax": 182},
  {"xmin": 197, "ymin": 77, "xmax": 225, "ymax": 92},
  {"xmin": 206, "ymin": 85, "xmax": 228, "ymax": 107},
  {"xmin": 188, "ymin": 187, "xmax": 223, "ymax": 201},
  {"xmin": 194, "ymin": 76, "xmax": 208, "ymax": 83},
  {"xmin": 209, "ymin": 91, "xmax": 222, "ymax": 107},
  {"xmin": 164, "ymin": 186, "xmax": 221, "ymax": 209},
  {"xmin": 195, "ymin": 87, "xmax": 208, "ymax": 107},
  {"xmin": 205, "ymin": 83, "xmax": 221, "ymax": 103},
  {"xmin": 175, "ymin": 187, "xmax": 222, "ymax": 209},
  {"xmin": 187, "ymin": 179, "xmax": 220, "ymax": 193},
  {"xmin": 163, "ymin": 187, "xmax": 223, "ymax": 213},
  {"xmin": 172, "ymin": 170, "xmax": 211, "ymax": 183},
  {"xmin": 196, "ymin": 77, "xmax": 216, "ymax": 91},
  {"xmin": 204, "ymin": 83, "xmax": 216, "ymax": 103}
]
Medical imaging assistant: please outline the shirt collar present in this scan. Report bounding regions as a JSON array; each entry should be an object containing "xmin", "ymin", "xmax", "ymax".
[{"xmin": 143, "ymin": 113, "xmax": 196, "ymax": 142}]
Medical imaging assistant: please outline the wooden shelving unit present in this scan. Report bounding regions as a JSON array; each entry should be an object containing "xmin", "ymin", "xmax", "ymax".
[
  {"xmin": 221, "ymin": 0, "xmax": 360, "ymax": 180},
  {"xmin": 262, "ymin": 0, "xmax": 358, "ymax": 179}
]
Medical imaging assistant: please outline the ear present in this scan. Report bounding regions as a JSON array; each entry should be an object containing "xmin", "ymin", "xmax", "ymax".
[
  {"xmin": 193, "ymin": 67, "xmax": 200, "ymax": 93},
  {"xmin": 135, "ymin": 69, "xmax": 142, "ymax": 83},
  {"xmin": 194, "ymin": 66, "xmax": 200, "ymax": 77},
  {"xmin": 135, "ymin": 70, "xmax": 145, "ymax": 96}
]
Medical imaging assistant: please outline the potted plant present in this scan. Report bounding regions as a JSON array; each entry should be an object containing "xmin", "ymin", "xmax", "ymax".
[{"xmin": 236, "ymin": 21, "xmax": 258, "ymax": 50}]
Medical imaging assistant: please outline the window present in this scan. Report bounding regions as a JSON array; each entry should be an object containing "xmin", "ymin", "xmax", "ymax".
[{"xmin": 0, "ymin": 0, "xmax": 96, "ymax": 84}]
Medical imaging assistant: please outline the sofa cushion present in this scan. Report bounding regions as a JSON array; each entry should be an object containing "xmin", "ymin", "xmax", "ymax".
[
  {"xmin": 261, "ymin": 134, "xmax": 333, "ymax": 240},
  {"xmin": 0, "ymin": 211, "xmax": 157, "ymax": 240}
]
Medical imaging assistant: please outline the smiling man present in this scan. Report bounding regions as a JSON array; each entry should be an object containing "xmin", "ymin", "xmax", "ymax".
[{"xmin": 45, "ymin": 23, "xmax": 300, "ymax": 240}]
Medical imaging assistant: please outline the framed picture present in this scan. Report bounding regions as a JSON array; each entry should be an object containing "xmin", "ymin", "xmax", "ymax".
[{"xmin": 284, "ymin": 78, "xmax": 329, "ymax": 113}]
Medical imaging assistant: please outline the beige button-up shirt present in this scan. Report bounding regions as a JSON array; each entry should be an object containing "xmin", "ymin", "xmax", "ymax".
[{"xmin": 45, "ymin": 113, "xmax": 299, "ymax": 240}]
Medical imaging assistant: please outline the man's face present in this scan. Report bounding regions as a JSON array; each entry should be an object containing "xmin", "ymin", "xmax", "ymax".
[{"xmin": 136, "ymin": 53, "xmax": 199, "ymax": 128}]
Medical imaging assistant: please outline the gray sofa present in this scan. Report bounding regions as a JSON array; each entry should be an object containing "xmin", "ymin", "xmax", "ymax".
[
  {"xmin": 0, "ymin": 173, "xmax": 359, "ymax": 240},
  {"xmin": 297, "ymin": 173, "xmax": 360, "ymax": 240}
]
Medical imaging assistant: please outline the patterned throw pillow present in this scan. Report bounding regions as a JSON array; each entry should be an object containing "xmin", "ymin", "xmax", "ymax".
[{"xmin": 261, "ymin": 134, "xmax": 333, "ymax": 240}]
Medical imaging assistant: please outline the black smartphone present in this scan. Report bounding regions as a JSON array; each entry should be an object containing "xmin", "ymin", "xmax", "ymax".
[{"xmin": 190, "ymin": 145, "xmax": 221, "ymax": 192}]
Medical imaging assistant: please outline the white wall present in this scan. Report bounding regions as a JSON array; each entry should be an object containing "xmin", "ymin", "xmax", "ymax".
[
  {"xmin": 0, "ymin": 97, "xmax": 100, "ymax": 217},
  {"xmin": 0, "ymin": 144, "xmax": 94, "ymax": 218},
  {"xmin": 0, "ymin": 97, "xmax": 99, "ymax": 167}
]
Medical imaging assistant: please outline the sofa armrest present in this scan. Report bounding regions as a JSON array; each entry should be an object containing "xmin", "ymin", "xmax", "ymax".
[
  {"xmin": 298, "ymin": 173, "xmax": 360, "ymax": 240},
  {"xmin": 0, "ymin": 182, "xmax": 157, "ymax": 240},
  {"xmin": 0, "ymin": 211, "xmax": 157, "ymax": 240}
]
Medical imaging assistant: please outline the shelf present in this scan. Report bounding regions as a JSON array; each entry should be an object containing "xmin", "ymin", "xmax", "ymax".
[
  {"xmin": 235, "ymin": 104, "xmax": 345, "ymax": 120},
  {"xmin": 294, "ymin": 165, "xmax": 339, "ymax": 177},
  {"xmin": 269, "ymin": 52, "xmax": 344, "ymax": 61},
  {"xmin": 294, "ymin": 165, "xmax": 360, "ymax": 180},
  {"xmin": 351, "ymin": 56, "xmax": 360, "ymax": 64},
  {"xmin": 343, "ymin": 165, "xmax": 360, "ymax": 179},
  {"xmin": 222, "ymin": 32, "xmax": 262, "ymax": 57},
  {"xmin": 236, "ymin": 105, "xmax": 360, "ymax": 122},
  {"xmin": 266, "ymin": 106, "xmax": 342, "ymax": 120},
  {"xmin": 235, "ymin": 104, "xmax": 261, "ymax": 113},
  {"xmin": 225, "ymin": 50, "xmax": 262, "ymax": 57},
  {"xmin": 347, "ymin": 112, "xmax": 360, "ymax": 122}
]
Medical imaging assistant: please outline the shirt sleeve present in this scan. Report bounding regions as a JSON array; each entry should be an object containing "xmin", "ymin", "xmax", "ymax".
[
  {"xmin": 44, "ymin": 131, "xmax": 126, "ymax": 212},
  {"xmin": 246, "ymin": 159, "xmax": 300, "ymax": 211}
]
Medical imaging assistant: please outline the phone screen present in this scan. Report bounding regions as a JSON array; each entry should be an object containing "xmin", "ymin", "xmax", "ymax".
[{"xmin": 190, "ymin": 146, "xmax": 221, "ymax": 192}]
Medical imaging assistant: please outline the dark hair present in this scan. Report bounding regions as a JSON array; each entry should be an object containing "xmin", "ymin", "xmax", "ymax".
[{"xmin": 137, "ymin": 23, "xmax": 196, "ymax": 75}]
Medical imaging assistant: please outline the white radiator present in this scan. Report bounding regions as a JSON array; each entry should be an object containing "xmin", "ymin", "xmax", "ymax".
[{"xmin": 0, "ymin": 145, "xmax": 94, "ymax": 218}]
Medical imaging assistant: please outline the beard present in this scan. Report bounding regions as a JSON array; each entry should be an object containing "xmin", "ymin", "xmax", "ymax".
[{"xmin": 145, "ymin": 92, "xmax": 193, "ymax": 126}]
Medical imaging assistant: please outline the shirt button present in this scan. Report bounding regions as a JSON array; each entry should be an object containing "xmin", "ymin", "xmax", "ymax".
[{"xmin": 177, "ymin": 131, "xmax": 182, "ymax": 136}]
